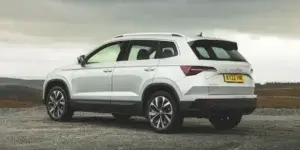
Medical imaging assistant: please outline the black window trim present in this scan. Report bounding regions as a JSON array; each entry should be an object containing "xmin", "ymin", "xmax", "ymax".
[
  {"xmin": 117, "ymin": 38, "xmax": 180, "ymax": 60},
  {"xmin": 84, "ymin": 38, "xmax": 181, "ymax": 64}
]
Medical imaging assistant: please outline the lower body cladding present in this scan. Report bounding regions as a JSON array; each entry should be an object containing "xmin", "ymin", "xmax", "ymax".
[
  {"xmin": 180, "ymin": 98, "xmax": 257, "ymax": 118},
  {"xmin": 69, "ymin": 100, "xmax": 144, "ymax": 116},
  {"xmin": 69, "ymin": 98, "xmax": 256, "ymax": 119}
]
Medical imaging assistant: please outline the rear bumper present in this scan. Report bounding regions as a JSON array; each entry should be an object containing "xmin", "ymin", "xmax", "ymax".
[{"xmin": 180, "ymin": 98, "xmax": 257, "ymax": 117}]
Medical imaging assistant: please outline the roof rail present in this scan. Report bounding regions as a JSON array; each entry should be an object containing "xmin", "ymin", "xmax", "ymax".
[{"xmin": 114, "ymin": 32, "xmax": 185, "ymax": 38}]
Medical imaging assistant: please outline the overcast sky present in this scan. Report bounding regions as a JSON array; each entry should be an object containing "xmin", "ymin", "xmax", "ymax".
[
  {"xmin": 0, "ymin": 0, "xmax": 300, "ymax": 82},
  {"xmin": 1, "ymin": 0, "xmax": 300, "ymax": 38}
]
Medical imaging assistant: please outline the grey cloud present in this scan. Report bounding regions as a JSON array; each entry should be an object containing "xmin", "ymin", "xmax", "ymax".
[
  {"xmin": 0, "ymin": 0, "xmax": 298, "ymax": 22},
  {"xmin": 0, "ymin": 0, "xmax": 299, "ymax": 39}
]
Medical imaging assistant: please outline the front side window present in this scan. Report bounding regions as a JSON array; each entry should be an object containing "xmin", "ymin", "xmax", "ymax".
[
  {"xmin": 87, "ymin": 43, "xmax": 122, "ymax": 64},
  {"xmin": 126, "ymin": 40, "xmax": 159, "ymax": 61}
]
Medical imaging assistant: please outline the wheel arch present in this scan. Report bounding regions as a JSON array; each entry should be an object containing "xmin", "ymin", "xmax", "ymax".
[
  {"xmin": 43, "ymin": 79, "xmax": 70, "ymax": 104},
  {"xmin": 141, "ymin": 83, "xmax": 181, "ymax": 113}
]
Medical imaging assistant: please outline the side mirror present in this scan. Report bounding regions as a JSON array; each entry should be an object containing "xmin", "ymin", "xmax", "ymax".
[{"xmin": 77, "ymin": 55, "xmax": 86, "ymax": 66}]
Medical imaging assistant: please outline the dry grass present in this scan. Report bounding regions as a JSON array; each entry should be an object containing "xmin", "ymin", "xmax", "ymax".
[
  {"xmin": 255, "ymin": 87, "xmax": 300, "ymax": 108},
  {"xmin": 256, "ymin": 88, "xmax": 300, "ymax": 97},
  {"xmin": 257, "ymin": 97, "xmax": 300, "ymax": 109},
  {"xmin": 0, "ymin": 100, "xmax": 39, "ymax": 108}
]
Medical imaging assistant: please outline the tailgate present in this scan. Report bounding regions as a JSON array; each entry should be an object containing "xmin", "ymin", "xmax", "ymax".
[{"xmin": 188, "ymin": 39, "xmax": 255, "ymax": 95}]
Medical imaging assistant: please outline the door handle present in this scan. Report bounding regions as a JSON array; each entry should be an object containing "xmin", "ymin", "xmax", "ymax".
[
  {"xmin": 144, "ymin": 68, "xmax": 155, "ymax": 72},
  {"xmin": 103, "ymin": 69, "xmax": 112, "ymax": 73}
]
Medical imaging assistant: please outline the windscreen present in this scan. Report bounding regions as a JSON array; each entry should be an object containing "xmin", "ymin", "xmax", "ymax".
[{"xmin": 188, "ymin": 40, "xmax": 247, "ymax": 62}]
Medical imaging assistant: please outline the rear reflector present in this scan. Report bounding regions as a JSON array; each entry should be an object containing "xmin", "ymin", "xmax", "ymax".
[{"xmin": 180, "ymin": 66, "xmax": 216, "ymax": 76}]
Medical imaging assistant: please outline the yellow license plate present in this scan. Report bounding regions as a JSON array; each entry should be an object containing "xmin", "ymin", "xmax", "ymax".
[{"xmin": 223, "ymin": 74, "xmax": 245, "ymax": 83}]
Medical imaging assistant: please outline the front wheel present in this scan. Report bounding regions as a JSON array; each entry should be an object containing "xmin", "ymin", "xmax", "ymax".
[
  {"xmin": 146, "ymin": 91, "xmax": 182, "ymax": 133},
  {"xmin": 46, "ymin": 86, "xmax": 74, "ymax": 121},
  {"xmin": 209, "ymin": 113, "xmax": 242, "ymax": 130}
]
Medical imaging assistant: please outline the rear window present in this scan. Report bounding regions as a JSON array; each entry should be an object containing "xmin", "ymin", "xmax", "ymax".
[{"xmin": 188, "ymin": 40, "xmax": 247, "ymax": 62}]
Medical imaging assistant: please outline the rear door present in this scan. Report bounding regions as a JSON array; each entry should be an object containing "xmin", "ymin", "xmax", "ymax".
[
  {"xmin": 188, "ymin": 40, "xmax": 254, "ymax": 95},
  {"xmin": 111, "ymin": 40, "xmax": 160, "ymax": 102}
]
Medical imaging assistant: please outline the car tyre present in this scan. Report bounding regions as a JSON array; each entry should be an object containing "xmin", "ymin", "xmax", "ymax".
[
  {"xmin": 209, "ymin": 112, "xmax": 242, "ymax": 130},
  {"xmin": 46, "ymin": 86, "xmax": 74, "ymax": 121},
  {"xmin": 146, "ymin": 91, "xmax": 182, "ymax": 133}
]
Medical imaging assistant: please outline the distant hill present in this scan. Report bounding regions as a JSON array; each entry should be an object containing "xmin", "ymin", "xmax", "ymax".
[
  {"xmin": 0, "ymin": 77, "xmax": 44, "ymax": 89},
  {"xmin": 0, "ymin": 77, "xmax": 44, "ymax": 103},
  {"xmin": 0, "ymin": 85, "xmax": 42, "ymax": 103}
]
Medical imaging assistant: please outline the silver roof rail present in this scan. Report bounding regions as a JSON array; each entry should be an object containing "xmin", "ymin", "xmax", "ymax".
[{"xmin": 114, "ymin": 32, "xmax": 185, "ymax": 38}]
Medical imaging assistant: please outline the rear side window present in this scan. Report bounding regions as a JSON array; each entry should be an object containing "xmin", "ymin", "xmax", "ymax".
[
  {"xmin": 211, "ymin": 47, "xmax": 231, "ymax": 59},
  {"xmin": 195, "ymin": 47, "xmax": 210, "ymax": 59},
  {"xmin": 188, "ymin": 40, "xmax": 247, "ymax": 62},
  {"xmin": 159, "ymin": 41, "xmax": 178, "ymax": 58},
  {"xmin": 124, "ymin": 40, "xmax": 159, "ymax": 61}
]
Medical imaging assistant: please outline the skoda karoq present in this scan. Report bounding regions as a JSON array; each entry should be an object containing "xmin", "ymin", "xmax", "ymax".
[{"xmin": 42, "ymin": 33, "xmax": 256, "ymax": 133}]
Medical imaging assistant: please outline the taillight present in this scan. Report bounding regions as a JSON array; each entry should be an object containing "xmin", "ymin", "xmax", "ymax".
[{"xmin": 180, "ymin": 66, "xmax": 216, "ymax": 76}]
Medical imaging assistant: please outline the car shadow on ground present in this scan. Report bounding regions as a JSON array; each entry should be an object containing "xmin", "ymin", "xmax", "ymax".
[{"xmin": 66, "ymin": 116, "xmax": 252, "ymax": 135}]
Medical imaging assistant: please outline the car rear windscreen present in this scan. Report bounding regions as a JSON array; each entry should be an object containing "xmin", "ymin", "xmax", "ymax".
[{"xmin": 188, "ymin": 40, "xmax": 247, "ymax": 62}]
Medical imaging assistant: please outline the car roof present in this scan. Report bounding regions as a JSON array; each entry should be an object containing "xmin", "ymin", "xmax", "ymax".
[{"xmin": 107, "ymin": 32, "xmax": 235, "ymax": 43}]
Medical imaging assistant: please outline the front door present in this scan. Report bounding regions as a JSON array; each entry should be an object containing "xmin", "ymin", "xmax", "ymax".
[{"xmin": 71, "ymin": 41, "xmax": 124, "ymax": 103}]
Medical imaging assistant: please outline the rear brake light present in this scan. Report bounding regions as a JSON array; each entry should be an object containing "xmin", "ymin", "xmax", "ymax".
[{"xmin": 180, "ymin": 66, "xmax": 216, "ymax": 76}]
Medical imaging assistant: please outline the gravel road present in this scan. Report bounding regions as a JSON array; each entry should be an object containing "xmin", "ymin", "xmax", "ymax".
[{"xmin": 1, "ymin": 106, "xmax": 300, "ymax": 150}]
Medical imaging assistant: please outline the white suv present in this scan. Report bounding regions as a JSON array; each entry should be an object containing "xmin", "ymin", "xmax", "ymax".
[{"xmin": 42, "ymin": 33, "xmax": 256, "ymax": 133}]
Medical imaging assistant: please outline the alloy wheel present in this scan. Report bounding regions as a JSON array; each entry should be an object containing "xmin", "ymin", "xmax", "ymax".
[
  {"xmin": 148, "ymin": 96, "xmax": 173, "ymax": 130},
  {"xmin": 47, "ymin": 90, "xmax": 66, "ymax": 119}
]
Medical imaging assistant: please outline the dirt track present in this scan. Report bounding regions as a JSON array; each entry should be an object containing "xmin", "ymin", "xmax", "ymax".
[{"xmin": 1, "ymin": 106, "xmax": 300, "ymax": 150}]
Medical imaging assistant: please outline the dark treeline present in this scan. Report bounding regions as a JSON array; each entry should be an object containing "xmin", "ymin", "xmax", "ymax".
[{"xmin": 255, "ymin": 82, "xmax": 300, "ymax": 89}]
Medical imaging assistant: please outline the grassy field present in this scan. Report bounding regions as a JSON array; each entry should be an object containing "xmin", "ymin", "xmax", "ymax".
[
  {"xmin": 2, "ymin": 97, "xmax": 299, "ymax": 108},
  {"xmin": 255, "ymin": 86, "xmax": 300, "ymax": 108},
  {"xmin": 257, "ymin": 97, "xmax": 300, "ymax": 108}
]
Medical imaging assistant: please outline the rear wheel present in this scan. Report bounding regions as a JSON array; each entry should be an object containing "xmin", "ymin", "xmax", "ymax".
[
  {"xmin": 46, "ymin": 86, "xmax": 74, "ymax": 121},
  {"xmin": 209, "ymin": 112, "xmax": 242, "ymax": 130},
  {"xmin": 146, "ymin": 91, "xmax": 182, "ymax": 133},
  {"xmin": 112, "ymin": 113, "xmax": 131, "ymax": 120}
]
